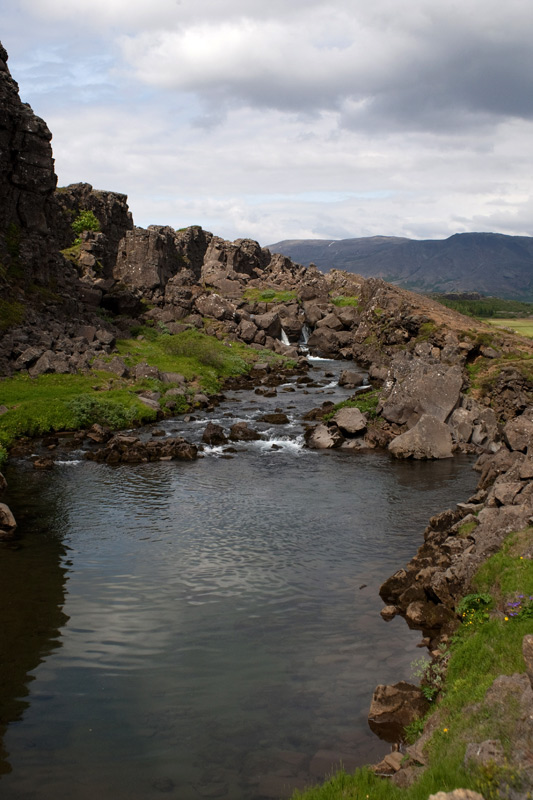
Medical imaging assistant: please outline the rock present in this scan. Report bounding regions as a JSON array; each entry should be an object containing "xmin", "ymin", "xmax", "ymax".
[
  {"xmin": 316, "ymin": 312, "xmax": 344, "ymax": 331},
  {"xmin": 380, "ymin": 605, "xmax": 399, "ymax": 621},
  {"xmin": 260, "ymin": 413, "xmax": 290, "ymax": 424},
  {"xmin": 388, "ymin": 414, "xmax": 453, "ymax": 460},
  {"xmin": 464, "ymin": 739, "xmax": 505, "ymax": 768},
  {"xmin": 504, "ymin": 413, "xmax": 533, "ymax": 452},
  {"xmin": 134, "ymin": 362, "xmax": 161, "ymax": 381},
  {"xmin": 86, "ymin": 435, "xmax": 197, "ymax": 463},
  {"xmin": 0, "ymin": 503, "xmax": 17, "ymax": 538},
  {"xmin": 368, "ymin": 681, "xmax": 430, "ymax": 742},
  {"xmin": 0, "ymin": 472, "xmax": 6, "ymax": 490},
  {"xmin": 254, "ymin": 312, "xmax": 282, "ymax": 339},
  {"xmin": 307, "ymin": 327, "xmax": 341, "ymax": 358},
  {"xmin": 338, "ymin": 369, "xmax": 366, "ymax": 387},
  {"xmin": 95, "ymin": 329, "xmax": 115, "ymax": 346},
  {"xmin": 237, "ymin": 319, "xmax": 257, "ymax": 343},
  {"xmin": 229, "ymin": 422, "xmax": 262, "ymax": 441},
  {"xmin": 160, "ymin": 371, "xmax": 185, "ymax": 385},
  {"xmin": 137, "ymin": 395, "xmax": 161, "ymax": 411},
  {"xmin": 523, "ymin": 635, "xmax": 533, "ymax": 688},
  {"xmin": 202, "ymin": 422, "xmax": 228, "ymax": 445},
  {"xmin": 381, "ymin": 356, "xmax": 463, "ymax": 428},
  {"xmin": 332, "ymin": 407, "xmax": 367, "ymax": 435},
  {"xmin": 305, "ymin": 423, "xmax": 344, "ymax": 449},
  {"xmin": 195, "ymin": 293, "xmax": 236, "ymax": 321},
  {"xmin": 14, "ymin": 346, "xmax": 43, "ymax": 369},
  {"xmin": 33, "ymin": 456, "xmax": 54, "ymax": 469},
  {"xmin": 100, "ymin": 355, "xmax": 129, "ymax": 378},
  {"xmin": 86, "ymin": 423, "xmax": 112, "ymax": 443}
]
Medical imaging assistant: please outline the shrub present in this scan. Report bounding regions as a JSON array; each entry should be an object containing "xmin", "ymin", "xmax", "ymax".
[
  {"xmin": 67, "ymin": 394, "xmax": 138, "ymax": 429},
  {"xmin": 71, "ymin": 210, "xmax": 101, "ymax": 235}
]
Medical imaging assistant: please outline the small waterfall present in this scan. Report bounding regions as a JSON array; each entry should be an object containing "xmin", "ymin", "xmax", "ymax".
[
  {"xmin": 280, "ymin": 328, "xmax": 290, "ymax": 346},
  {"xmin": 300, "ymin": 324, "xmax": 311, "ymax": 344}
]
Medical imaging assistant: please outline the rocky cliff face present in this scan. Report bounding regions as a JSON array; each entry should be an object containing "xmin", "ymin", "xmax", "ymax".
[{"xmin": 0, "ymin": 42, "xmax": 57, "ymax": 283}]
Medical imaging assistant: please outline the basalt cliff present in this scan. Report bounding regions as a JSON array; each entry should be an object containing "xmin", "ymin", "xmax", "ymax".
[{"xmin": 1, "ymin": 42, "xmax": 533, "ymax": 800}]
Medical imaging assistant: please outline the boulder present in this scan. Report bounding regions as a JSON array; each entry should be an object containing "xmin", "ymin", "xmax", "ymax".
[
  {"xmin": 305, "ymin": 423, "xmax": 344, "ymax": 449},
  {"xmin": 504, "ymin": 413, "xmax": 533, "ymax": 452},
  {"xmin": 195, "ymin": 293, "xmax": 236, "ymax": 321},
  {"xmin": 0, "ymin": 503, "xmax": 17, "ymax": 538},
  {"xmin": 134, "ymin": 362, "xmax": 161, "ymax": 381},
  {"xmin": 237, "ymin": 319, "xmax": 258, "ymax": 343},
  {"xmin": 332, "ymin": 407, "xmax": 367, "ymax": 435},
  {"xmin": 202, "ymin": 422, "xmax": 228, "ymax": 445},
  {"xmin": 229, "ymin": 422, "xmax": 262, "ymax": 441},
  {"xmin": 428, "ymin": 792, "xmax": 486, "ymax": 800},
  {"xmin": 388, "ymin": 414, "xmax": 453, "ymax": 460},
  {"xmin": 260, "ymin": 413, "xmax": 290, "ymax": 425},
  {"xmin": 254, "ymin": 312, "xmax": 282, "ymax": 339},
  {"xmin": 368, "ymin": 682, "xmax": 429, "ymax": 742},
  {"xmin": 338, "ymin": 369, "xmax": 366, "ymax": 387},
  {"xmin": 306, "ymin": 327, "xmax": 341, "ymax": 358},
  {"xmin": 316, "ymin": 312, "xmax": 344, "ymax": 331},
  {"xmin": 381, "ymin": 356, "xmax": 463, "ymax": 428}
]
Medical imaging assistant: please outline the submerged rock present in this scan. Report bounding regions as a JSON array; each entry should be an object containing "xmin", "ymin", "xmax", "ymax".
[{"xmin": 0, "ymin": 502, "xmax": 17, "ymax": 538}]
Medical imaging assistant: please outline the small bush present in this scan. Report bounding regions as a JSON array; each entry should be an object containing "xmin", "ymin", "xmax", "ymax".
[
  {"xmin": 0, "ymin": 299, "xmax": 24, "ymax": 332},
  {"xmin": 331, "ymin": 295, "xmax": 359, "ymax": 308},
  {"xmin": 71, "ymin": 210, "xmax": 101, "ymax": 235},
  {"xmin": 67, "ymin": 395, "xmax": 138, "ymax": 429}
]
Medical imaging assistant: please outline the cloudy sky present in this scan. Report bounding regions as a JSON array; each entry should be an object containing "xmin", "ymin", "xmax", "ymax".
[{"xmin": 4, "ymin": 0, "xmax": 533, "ymax": 245}]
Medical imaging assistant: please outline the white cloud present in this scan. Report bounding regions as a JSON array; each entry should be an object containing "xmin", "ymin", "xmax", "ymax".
[{"xmin": 3, "ymin": 0, "xmax": 533, "ymax": 245}]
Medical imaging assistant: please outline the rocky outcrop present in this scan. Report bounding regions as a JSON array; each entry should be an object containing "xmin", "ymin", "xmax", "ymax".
[{"xmin": 368, "ymin": 682, "xmax": 430, "ymax": 742}]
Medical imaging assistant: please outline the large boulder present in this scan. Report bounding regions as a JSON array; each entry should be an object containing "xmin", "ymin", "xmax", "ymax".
[
  {"xmin": 332, "ymin": 407, "xmax": 367, "ymax": 435},
  {"xmin": 307, "ymin": 327, "xmax": 341, "ymax": 358},
  {"xmin": 388, "ymin": 414, "xmax": 453, "ymax": 460},
  {"xmin": 114, "ymin": 225, "xmax": 185, "ymax": 292},
  {"xmin": 368, "ymin": 682, "xmax": 429, "ymax": 742},
  {"xmin": 504, "ymin": 412, "xmax": 533, "ymax": 452},
  {"xmin": 381, "ymin": 355, "xmax": 463, "ymax": 428},
  {"xmin": 195, "ymin": 293, "xmax": 236, "ymax": 321},
  {"xmin": 254, "ymin": 312, "xmax": 282, "ymax": 339}
]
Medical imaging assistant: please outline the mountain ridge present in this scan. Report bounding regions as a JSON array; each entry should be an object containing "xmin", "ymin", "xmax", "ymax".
[{"xmin": 268, "ymin": 231, "xmax": 533, "ymax": 300}]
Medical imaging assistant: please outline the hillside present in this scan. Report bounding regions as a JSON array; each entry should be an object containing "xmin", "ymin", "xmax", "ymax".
[{"xmin": 269, "ymin": 233, "xmax": 533, "ymax": 300}]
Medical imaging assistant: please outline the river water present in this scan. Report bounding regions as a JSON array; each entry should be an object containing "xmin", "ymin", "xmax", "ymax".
[{"xmin": 0, "ymin": 358, "xmax": 478, "ymax": 800}]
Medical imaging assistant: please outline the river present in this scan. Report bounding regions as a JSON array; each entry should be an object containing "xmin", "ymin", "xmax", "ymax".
[{"xmin": 0, "ymin": 357, "xmax": 478, "ymax": 799}]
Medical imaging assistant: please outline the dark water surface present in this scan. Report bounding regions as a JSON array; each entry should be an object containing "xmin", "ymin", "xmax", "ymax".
[{"xmin": 0, "ymin": 359, "xmax": 478, "ymax": 799}]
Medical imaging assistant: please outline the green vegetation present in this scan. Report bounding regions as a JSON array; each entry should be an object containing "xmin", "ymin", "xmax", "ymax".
[
  {"xmin": 0, "ymin": 329, "xmax": 294, "ymax": 464},
  {"xmin": 71, "ymin": 209, "xmax": 101, "ymax": 236},
  {"xmin": 330, "ymin": 295, "xmax": 359, "ymax": 308},
  {"xmin": 61, "ymin": 241, "xmax": 82, "ymax": 265},
  {"xmin": 487, "ymin": 318, "xmax": 533, "ymax": 339},
  {"xmin": 243, "ymin": 287, "xmax": 298, "ymax": 304},
  {"xmin": 323, "ymin": 390, "xmax": 380, "ymax": 422},
  {"xmin": 292, "ymin": 529, "xmax": 533, "ymax": 800},
  {"xmin": 416, "ymin": 321, "xmax": 438, "ymax": 341},
  {"xmin": 0, "ymin": 299, "xmax": 24, "ymax": 332},
  {"xmin": 433, "ymin": 295, "xmax": 533, "ymax": 319},
  {"xmin": 0, "ymin": 373, "xmax": 157, "ymax": 466},
  {"xmin": 116, "ymin": 327, "xmax": 272, "ymax": 394}
]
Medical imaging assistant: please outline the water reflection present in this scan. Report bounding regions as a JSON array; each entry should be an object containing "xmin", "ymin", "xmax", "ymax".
[{"xmin": 0, "ymin": 466, "xmax": 69, "ymax": 776}]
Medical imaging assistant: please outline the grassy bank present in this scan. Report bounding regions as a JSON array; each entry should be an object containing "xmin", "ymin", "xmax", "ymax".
[
  {"xmin": 0, "ymin": 328, "xmax": 291, "ymax": 466},
  {"xmin": 487, "ymin": 318, "xmax": 533, "ymax": 338},
  {"xmin": 291, "ymin": 529, "xmax": 533, "ymax": 800}
]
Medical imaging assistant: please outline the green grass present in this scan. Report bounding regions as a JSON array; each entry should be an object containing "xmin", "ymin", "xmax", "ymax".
[
  {"xmin": 330, "ymin": 295, "xmax": 359, "ymax": 308},
  {"xmin": 116, "ymin": 328, "xmax": 288, "ymax": 394},
  {"xmin": 323, "ymin": 390, "xmax": 380, "ymax": 422},
  {"xmin": 0, "ymin": 372, "xmax": 157, "ymax": 465},
  {"xmin": 487, "ymin": 318, "xmax": 533, "ymax": 338},
  {"xmin": 292, "ymin": 529, "xmax": 533, "ymax": 800},
  {"xmin": 243, "ymin": 287, "xmax": 298, "ymax": 304}
]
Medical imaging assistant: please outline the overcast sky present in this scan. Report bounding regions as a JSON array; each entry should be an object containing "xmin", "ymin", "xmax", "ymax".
[{"xmin": 4, "ymin": 0, "xmax": 533, "ymax": 245}]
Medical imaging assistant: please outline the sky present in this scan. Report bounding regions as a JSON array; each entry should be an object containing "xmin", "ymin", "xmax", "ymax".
[{"xmin": 3, "ymin": 0, "xmax": 533, "ymax": 245}]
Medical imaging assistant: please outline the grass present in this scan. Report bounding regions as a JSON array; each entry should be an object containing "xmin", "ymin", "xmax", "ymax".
[
  {"xmin": 330, "ymin": 295, "xmax": 359, "ymax": 308},
  {"xmin": 117, "ymin": 327, "xmax": 275, "ymax": 394},
  {"xmin": 0, "ymin": 372, "xmax": 158, "ymax": 466},
  {"xmin": 291, "ymin": 528, "xmax": 533, "ymax": 800},
  {"xmin": 0, "ymin": 329, "xmax": 295, "ymax": 464},
  {"xmin": 486, "ymin": 318, "xmax": 533, "ymax": 338},
  {"xmin": 243, "ymin": 287, "xmax": 298, "ymax": 304},
  {"xmin": 323, "ymin": 390, "xmax": 380, "ymax": 422}
]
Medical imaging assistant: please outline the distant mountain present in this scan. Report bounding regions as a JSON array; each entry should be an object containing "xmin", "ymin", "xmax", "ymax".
[{"xmin": 268, "ymin": 233, "xmax": 533, "ymax": 300}]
